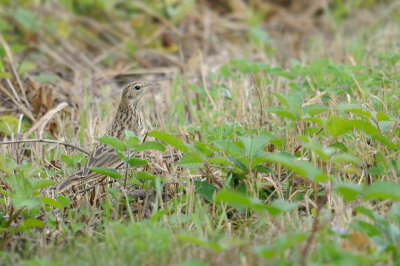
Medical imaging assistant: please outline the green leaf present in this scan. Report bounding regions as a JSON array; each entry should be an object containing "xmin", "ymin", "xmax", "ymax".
[
  {"xmin": 30, "ymin": 179, "xmax": 56, "ymax": 190},
  {"xmin": 350, "ymin": 120, "xmax": 380, "ymax": 135},
  {"xmin": 295, "ymin": 135, "xmax": 310, "ymax": 143},
  {"xmin": 57, "ymin": 195, "xmax": 70, "ymax": 208},
  {"xmin": 21, "ymin": 218, "xmax": 44, "ymax": 228},
  {"xmin": 376, "ymin": 112, "xmax": 391, "ymax": 122},
  {"xmin": 220, "ymin": 64, "xmax": 232, "ymax": 77},
  {"xmin": 213, "ymin": 140, "xmax": 246, "ymax": 157},
  {"xmin": 60, "ymin": 154, "xmax": 73, "ymax": 167},
  {"xmin": 350, "ymin": 221, "xmax": 381, "ymax": 237},
  {"xmin": 372, "ymin": 134, "xmax": 397, "ymax": 151},
  {"xmin": 208, "ymin": 157, "xmax": 234, "ymax": 166},
  {"xmin": 267, "ymin": 67, "xmax": 294, "ymax": 80},
  {"xmin": 309, "ymin": 58, "xmax": 330, "ymax": 72},
  {"xmin": 334, "ymin": 183, "xmax": 363, "ymax": 202},
  {"xmin": 230, "ymin": 58, "xmax": 250, "ymax": 74},
  {"xmin": 178, "ymin": 153, "xmax": 204, "ymax": 169},
  {"xmin": 302, "ymin": 104, "xmax": 329, "ymax": 116},
  {"xmin": 13, "ymin": 197, "xmax": 42, "ymax": 210},
  {"xmin": 72, "ymin": 153, "xmax": 84, "ymax": 165},
  {"xmin": 177, "ymin": 259, "xmax": 208, "ymax": 266},
  {"xmin": 125, "ymin": 130, "xmax": 140, "ymax": 148},
  {"xmin": 238, "ymin": 135, "xmax": 269, "ymax": 159},
  {"xmin": 0, "ymin": 190, "xmax": 11, "ymax": 197},
  {"xmin": 124, "ymin": 158, "xmax": 148, "ymax": 167},
  {"xmin": 303, "ymin": 117, "xmax": 324, "ymax": 127},
  {"xmin": 89, "ymin": 167, "xmax": 122, "ymax": 179},
  {"xmin": 39, "ymin": 197, "xmax": 63, "ymax": 209},
  {"xmin": 15, "ymin": 8, "xmax": 38, "ymax": 32},
  {"xmin": 331, "ymin": 154, "xmax": 360, "ymax": 165},
  {"xmin": 362, "ymin": 181, "xmax": 400, "ymax": 201},
  {"xmin": 147, "ymin": 131, "xmax": 188, "ymax": 153},
  {"xmin": 304, "ymin": 142, "xmax": 336, "ymax": 161},
  {"xmin": 134, "ymin": 141, "xmax": 166, "ymax": 152},
  {"xmin": 95, "ymin": 136, "xmax": 126, "ymax": 151},
  {"xmin": 136, "ymin": 172, "xmax": 165, "ymax": 182},
  {"xmin": 194, "ymin": 181, "xmax": 218, "ymax": 202},
  {"xmin": 266, "ymin": 199, "xmax": 297, "ymax": 216},
  {"xmin": 176, "ymin": 235, "xmax": 222, "ymax": 252},
  {"xmin": 265, "ymin": 107, "xmax": 296, "ymax": 121},
  {"xmin": 324, "ymin": 116, "xmax": 353, "ymax": 137}
]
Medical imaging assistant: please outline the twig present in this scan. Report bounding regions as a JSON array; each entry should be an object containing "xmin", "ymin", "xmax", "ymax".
[{"xmin": 0, "ymin": 139, "xmax": 89, "ymax": 155}]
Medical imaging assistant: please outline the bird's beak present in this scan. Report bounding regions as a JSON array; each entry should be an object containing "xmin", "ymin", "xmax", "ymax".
[{"xmin": 147, "ymin": 82, "xmax": 158, "ymax": 89}]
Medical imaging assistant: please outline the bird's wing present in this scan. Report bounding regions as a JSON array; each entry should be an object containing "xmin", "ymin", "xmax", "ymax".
[
  {"xmin": 82, "ymin": 142, "xmax": 123, "ymax": 175},
  {"xmin": 52, "ymin": 143, "xmax": 123, "ymax": 192}
]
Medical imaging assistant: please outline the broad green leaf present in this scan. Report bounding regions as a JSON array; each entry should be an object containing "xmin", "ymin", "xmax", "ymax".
[
  {"xmin": 376, "ymin": 112, "xmax": 391, "ymax": 121},
  {"xmin": 95, "ymin": 136, "xmax": 126, "ymax": 151},
  {"xmin": 265, "ymin": 199, "xmax": 297, "ymax": 216},
  {"xmin": 26, "ymin": 168, "xmax": 43, "ymax": 179},
  {"xmin": 176, "ymin": 235, "xmax": 222, "ymax": 252},
  {"xmin": 89, "ymin": 167, "xmax": 122, "ymax": 179},
  {"xmin": 208, "ymin": 157, "xmax": 234, "ymax": 166},
  {"xmin": 303, "ymin": 117, "xmax": 324, "ymax": 127},
  {"xmin": 21, "ymin": 218, "xmax": 44, "ymax": 228},
  {"xmin": 265, "ymin": 107, "xmax": 296, "ymax": 121},
  {"xmin": 39, "ymin": 197, "xmax": 63, "ymax": 209},
  {"xmin": 178, "ymin": 153, "xmax": 204, "ymax": 169},
  {"xmin": 194, "ymin": 180, "xmax": 218, "ymax": 202},
  {"xmin": 350, "ymin": 120, "xmax": 380, "ymax": 135},
  {"xmin": 147, "ymin": 131, "xmax": 188, "ymax": 153},
  {"xmin": 13, "ymin": 196, "xmax": 42, "ymax": 210},
  {"xmin": 60, "ymin": 154, "xmax": 73, "ymax": 167},
  {"xmin": 125, "ymin": 130, "xmax": 140, "ymax": 148},
  {"xmin": 213, "ymin": 140, "xmax": 246, "ymax": 157},
  {"xmin": 328, "ymin": 142, "xmax": 348, "ymax": 153},
  {"xmin": 254, "ymin": 245, "xmax": 276, "ymax": 260},
  {"xmin": 177, "ymin": 259, "xmax": 208, "ymax": 266},
  {"xmin": 331, "ymin": 154, "xmax": 360, "ymax": 165},
  {"xmin": 149, "ymin": 210, "xmax": 167, "ymax": 223},
  {"xmin": 372, "ymin": 134, "xmax": 397, "ymax": 151},
  {"xmin": 309, "ymin": 58, "xmax": 330, "ymax": 72},
  {"xmin": 230, "ymin": 58, "xmax": 250, "ymax": 74},
  {"xmin": 0, "ymin": 190, "xmax": 11, "ymax": 197},
  {"xmin": 124, "ymin": 158, "xmax": 148, "ymax": 167},
  {"xmin": 350, "ymin": 221, "xmax": 382, "ymax": 237},
  {"xmin": 334, "ymin": 183, "xmax": 363, "ymax": 201},
  {"xmin": 72, "ymin": 153, "xmax": 84, "ymax": 165},
  {"xmin": 324, "ymin": 116, "xmax": 353, "ymax": 137},
  {"xmin": 267, "ymin": 67, "xmax": 294, "ymax": 80},
  {"xmin": 134, "ymin": 141, "xmax": 166, "ymax": 152},
  {"xmin": 31, "ymin": 179, "xmax": 56, "ymax": 190},
  {"xmin": 353, "ymin": 206, "xmax": 375, "ymax": 221},
  {"xmin": 362, "ymin": 181, "xmax": 400, "ymax": 201},
  {"xmin": 57, "ymin": 195, "xmax": 70, "ymax": 208},
  {"xmin": 136, "ymin": 172, "xmax": 165, "ymax": 182},
  {"xmin": 302, "ymin": 104, "xmax": 329, "ymax": 116},
  {"xmin": 238, "ymin": 135, "xmax": 269, "ymax": 159},
  {"xmin": 220, "ymin": 64, "xmax": 232, "ymax": 77},
  {"xmin": 295, "ymin": 135, "xmax": 310, "ymax": 143},
  {"xmin": 195, "ymin": 141, "xmax": 217, "ymax": 157},
  {"xmin": 304, "ymin": 142, "xmax": 336, "ymax": 161}
]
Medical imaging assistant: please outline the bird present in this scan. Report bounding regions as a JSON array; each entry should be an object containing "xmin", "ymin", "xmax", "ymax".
[{"xmin": 52, "ymin": 81, "xmax": 158, "ymax": 192}]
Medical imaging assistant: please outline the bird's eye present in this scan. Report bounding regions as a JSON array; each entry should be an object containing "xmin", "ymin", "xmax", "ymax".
[{"xmin": 134, "ymin": 85, "xmax": 141, "ymax": 90}]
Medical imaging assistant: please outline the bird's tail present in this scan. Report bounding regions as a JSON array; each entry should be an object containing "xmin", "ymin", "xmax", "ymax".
[
  {"xmin": 51, "ymin": 169, "xmax": 85, "ymax": 193},
  {"xmin": 51, "ymin": 170, "xmax": 105, "ymax": 193}
]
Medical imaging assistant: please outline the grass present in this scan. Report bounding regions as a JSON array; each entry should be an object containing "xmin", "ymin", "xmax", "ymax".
[{"xmin": 1, "ymin": 0, "xmax": 400, "ymax": 265}]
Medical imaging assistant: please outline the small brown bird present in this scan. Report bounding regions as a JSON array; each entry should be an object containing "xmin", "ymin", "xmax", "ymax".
[{"xmin": 52, "ymin": 81, "xmax": 157, "ymax": 192}]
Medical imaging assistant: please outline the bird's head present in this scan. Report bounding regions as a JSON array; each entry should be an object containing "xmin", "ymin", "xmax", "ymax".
[{"xmin": 121, "ymin": 81, "xmax": 158, "ymax": 105}]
